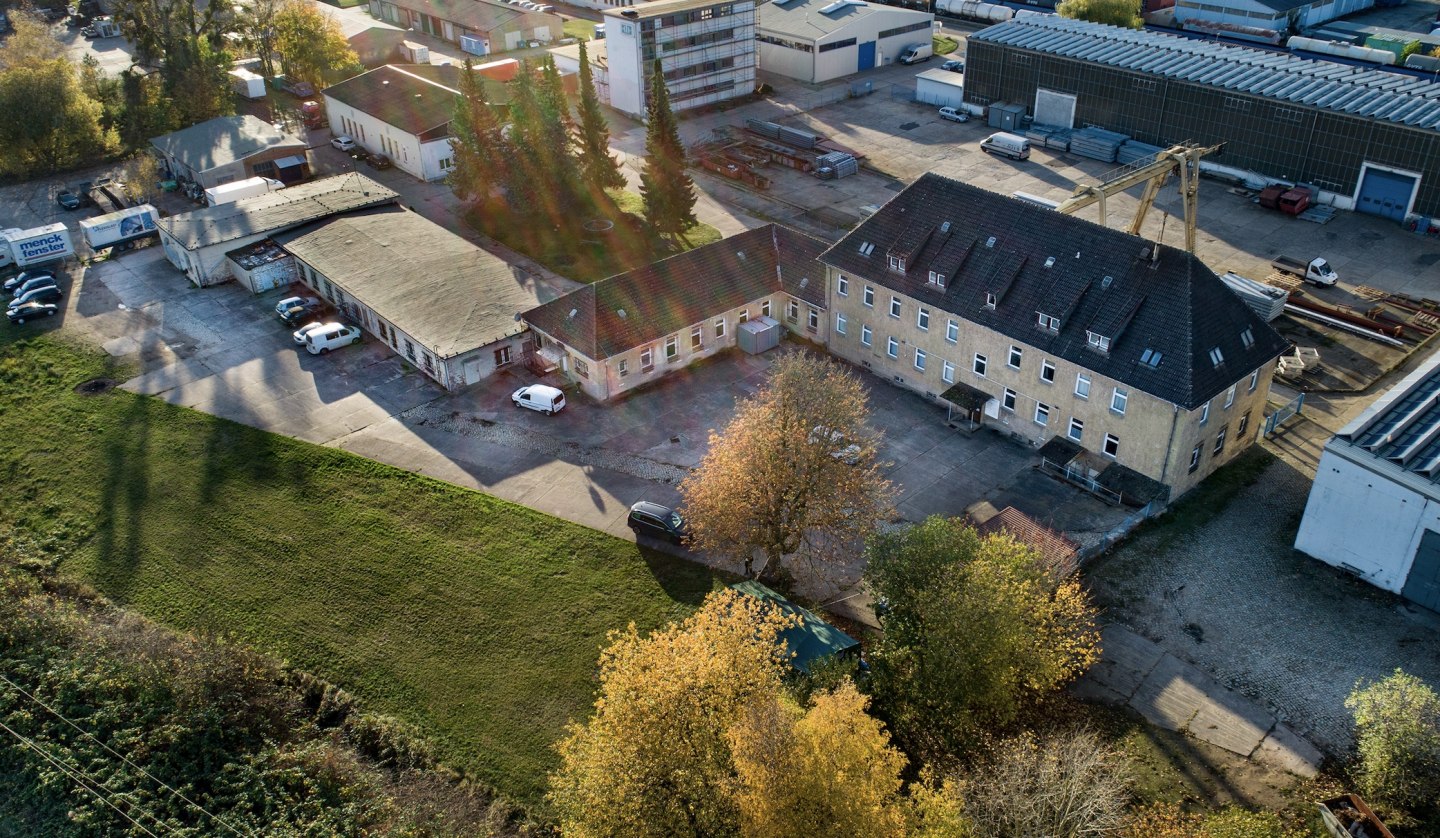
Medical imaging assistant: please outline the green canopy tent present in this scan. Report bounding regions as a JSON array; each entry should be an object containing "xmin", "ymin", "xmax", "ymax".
[{"xmin": 730, "ymin": 580, "xmax": 860, "ymax": 674}]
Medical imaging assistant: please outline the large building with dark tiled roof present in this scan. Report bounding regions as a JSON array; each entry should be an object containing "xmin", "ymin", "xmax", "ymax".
[
  {"xmin": 820, "ymin": 173, "xmax": 1288, "ymax": 496},
  {"xmin": 523, "ymin": 224, "xmax": 828, "ymax": 401}
]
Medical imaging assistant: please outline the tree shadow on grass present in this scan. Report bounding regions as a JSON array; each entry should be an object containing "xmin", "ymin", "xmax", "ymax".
[
  {"xmin": 637, "ymin": 543, "xmax": 728, "ymax": 608},
  {"xmin": 93, "ymin": 392, "xmax": 153, "ymax": 603}
]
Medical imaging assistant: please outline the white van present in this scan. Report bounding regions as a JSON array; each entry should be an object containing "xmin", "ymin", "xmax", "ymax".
[
  {"xmin": 981, "ymin": 132, "xmax": 1031, "ymax": 161},
  {"xmin": 304, "ymin": 323, "xmax": 362, "ymax": 355},
  {"xmin": 898, "ymin": 43, "xmax": 933, "ymax": 65},
  {"xmin": 512, "ymin": 384, "xmax": 566, "ymax": 415}
]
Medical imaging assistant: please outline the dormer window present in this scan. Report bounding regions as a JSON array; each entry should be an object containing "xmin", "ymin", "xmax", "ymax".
[
  {"xmin": 928, "ymin": 270, "xmax": 945, "ymax": 288},
  {"xmin": 1037, "ymin": 312, "xmax": 1060, "ymax": 333},
  {"xmin": 985, "ymin": 292, "xmax": 996, "ymax": 309},
  {"xmin": 1086, "ymin": 331, "xmax": 1110, "ymax": 353},
  {"xmin": 888, "ymin": 255, "xmax": 906, "ymax": 273}
]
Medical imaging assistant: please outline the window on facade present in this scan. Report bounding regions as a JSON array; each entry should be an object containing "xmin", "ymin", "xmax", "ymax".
[
  {"xmin": 1087, "ymin": 331, "xmax": 1110, "ymax": 352},
  {"xmin": 618, "ymin": 358, "xmax": 629, "ymax": 377},
  {"xmin": 1003, "ymin": 388, "xmax": 1016, "ymax": 411},
  {"xmin": 404, "ymin": 339, "xmax": 415, "ymax": 361},
  {"xmin": 1007, "ymin": 345, "xmax": 1022, "ymax": 369},
  {"xmin": 438, "ymin": 157, "xmax": 454, "ymax": 171},
  {"xmin": 808, "ymin": 307, "xmax": 819, "ymax": 332},
  {"xmin": 1041, "ymin": 360, "xmax": 1055, "ymax": 383},
  {"xmin": 1037, "ymin": 312, "xmax": 1060, "ymax": 332},
  {"xmin": 836, "ymin": 312, "xmax": 847, "ymax": 335},
  {"xmin": 942, "ymin": 360, "xmax": 955, "ymax": 383},
  {"xmin": 691, "ymin": 325, "xmax": 704, "ymax": 349},
  {"xmin": 421, "ymin": 352, "xmax": 433, "ymax": 372},
  {"xmin": 861, "ymin": 324, "xmax": 872, "ymax": 346},
  {"xmin": 946, "ymin": 319, "xmax": 959, "ymax": 343},
  {"xmin": 1034, "ymin": 403, "xmax": 1050, "ymax": 425},
  {"xmin": 738, "ymin": 310, "xmax": 749, "ymax": 324},
  {"xmin": 1189, "ymin": 445, "xmax": 1202, "ymax": 473},
  {"xmin": 714, "ymin": 317, "xmax": 726, "ymax": 338},
  {"xmin": 762, "ymin": 300, "xmax": 772, "ymax": 318},
  {"xmin": 887, "ymin": 255, "xmax": 905, "ymax": 272},
  {"xmin": 837, "ymin": 276, "xmax": 848, "ymax": 296},
  {"xmin": 641, "ymin": 347, "xmax": 654, "ymax": 370},
  {"xmin": 787, "ymin": 300, "xmax": 799, "ymax": 323},
  {"xmin": 973, "ymin": 353, "xmax": 987, "ymax": 376},
  {"xmin": 1075, "ymin": 374, "xmax": 1091, "ymax": 399},
  {"xmin": 494, "ymin": 345, "xmax": 511, "ymax": 366},
  {"xmin": 917, "ymin": 308, "xmax": 930, "ymax": 330},
  {"xmin": 378, "ymin": 322, "xmax": 389, "ymax": 342},
  {"xmin": 1111, "ymin": 388, "xmax": 1128, "ymax": 415},
  {"xmin": 574, "ymin": 358, "xmax": 589, "ymax": 378},
  {"xmin": 1068, "ymin": 417, "xmax": 1084, "ymax": 442},
  {"xmin": 1248, "ymin": 370, "xmax": 1259, "ymax": 392},
  {"xmin": 1238, "ymin": 412, "xmax": 1250, "ymax": 438},
  {"xmin": 863, "ymin": 286, "xmax": 874, "ymax": 307},
  {"xmin": 915, "ymin": 348, "xmax": 927, "ymax": 371},
  {"xmin": 1200, "ymin": 402, "xmax": 1210, "ymax": 426},
  {"xmin": 665, "ymin": 336, "xmax": 678, "ymax": 360},
  {"xmin": 889, "ymin": 297, "xmax": 901, "ymax": 318},
  {"xmin": 1103, "ymin": 433, "xmax": 1120, "ymax": 458},
  {"xmin": 886, "ymin": 337, "xmax": 898, "ymax": 358},
  {"xmin": 928, "ymin": 270, "xmax": 945, "ymax": 288},
  {"xmin": 1214, "ymin": 426, "xmax": 1228, "ymax": 455},
  {"xmin": 1224, "ymin": 384, "xmax": 1236, "ymax": 408}
]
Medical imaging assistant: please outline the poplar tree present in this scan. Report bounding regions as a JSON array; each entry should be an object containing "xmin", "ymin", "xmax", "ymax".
[
  {"xmin": 575, "ymin": 40, "xmax": 625, "ymax": 196},
  {"xmin": 639, "ymin": 59, "xmax": 697, "ymax": 244}
]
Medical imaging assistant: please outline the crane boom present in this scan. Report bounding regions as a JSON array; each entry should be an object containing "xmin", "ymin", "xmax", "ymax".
[{"xmin": 1052, "ymin": 143, "xmax": 1223, "ymax": 253}]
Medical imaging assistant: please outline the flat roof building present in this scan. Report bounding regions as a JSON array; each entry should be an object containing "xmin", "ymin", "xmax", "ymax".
[
  {"xmin": 601, "ymin": 0, "xmax": 757, "ymax": 120},
  {"xmin": 965, "ymin": 13, "xmax": 1440, "ymax": 222},
  {"xmin": 756, "ymin": 0, "xmax": 933, "ymax": 83}
]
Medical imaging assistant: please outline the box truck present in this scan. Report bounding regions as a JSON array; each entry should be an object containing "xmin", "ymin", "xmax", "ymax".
[
  {"xmin": 204, "ymin": 177, "xmax": 280, "ymax": 206},
  {"xmin": 79, "ymin": 204, "xmax": 159, "ymax": 252},
  {"xmin": 229, "ymin": 68, "xmax": 266, "ymax": 100},
  {"xmin": 0, "ymin": 224, "xmax": 75, "ymax": 271}
]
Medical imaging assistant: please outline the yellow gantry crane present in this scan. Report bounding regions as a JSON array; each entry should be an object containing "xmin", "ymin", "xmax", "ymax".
[{"xmin": 1052, "ymin": 143, "xmax": 1224, "ymax": 253}]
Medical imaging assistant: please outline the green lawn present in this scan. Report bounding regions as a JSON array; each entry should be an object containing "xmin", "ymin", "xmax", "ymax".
[
  {"xmin": 0, "ymin": 334, "xmax": 720, "ymax": 808},
  {"xmin": 563, "ymin": 17, "xmax": 595, "ymax": 41}
]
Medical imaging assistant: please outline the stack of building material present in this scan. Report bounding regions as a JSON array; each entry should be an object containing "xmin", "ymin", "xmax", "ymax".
[
  {"xmin": 745, "ymin": 118, "xmax": 819, "ymax": 149},
  {"xmin": 1117, "ymin": 140, "xmax": 1164, "ymax": 166},
  {"xmin": 1220, "ymin": 271, "xmax": 1288, "ymax": 322},
  {"xmin": 815, "ymin": 151, "xmax": 858, "ymax": 179},
  {"xmin": 1069, "ymin": 127, "xmax": 1129, "ymax": 162}
]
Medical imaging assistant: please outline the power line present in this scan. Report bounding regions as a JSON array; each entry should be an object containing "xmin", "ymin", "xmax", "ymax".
[
  {"xmin": 0, "ymin": 717, "xmax": 163, "ymax": 838},
  {"xmin": 0, "ymin": 673, "xmax": 250, "ymax": 837}
]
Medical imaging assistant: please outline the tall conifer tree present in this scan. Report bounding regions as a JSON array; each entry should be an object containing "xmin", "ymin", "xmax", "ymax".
[
  {"xmin": 639, "ymin": 59, "xmax": 697, "ymax": 243},
  {"xmin": 575, "ymin": 40, "xmax": 625, "ymax": 195}
]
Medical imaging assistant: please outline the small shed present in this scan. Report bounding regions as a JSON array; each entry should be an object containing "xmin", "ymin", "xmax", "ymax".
[
  {"xmin": 225, "ymin": 239, "xmax": 296, "ymax": 293},
  {"xmin": 730, "ymin": 580, "xmax": 860, "ymax": 674},
  {"xmin": 738, "ymin": 315, "xmax": 782, "ymax": 355},
  {"xmin": 915, "ymin": 68, "xmax": 965, "ymax": 108}
]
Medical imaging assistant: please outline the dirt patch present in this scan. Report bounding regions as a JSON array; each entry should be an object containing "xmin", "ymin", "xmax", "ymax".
[{"xmin": 73, "ymin": 378, "xmax": 116, "ymax": 396}]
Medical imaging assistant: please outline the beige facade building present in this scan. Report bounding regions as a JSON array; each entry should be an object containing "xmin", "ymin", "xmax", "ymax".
[
  {"xmin": 819, "ymin": 174, "xmax": 1288, "ymax": 498},
  {"xmin": 524, "ymin": 225, "xmax": 827, "ymax": 402}
]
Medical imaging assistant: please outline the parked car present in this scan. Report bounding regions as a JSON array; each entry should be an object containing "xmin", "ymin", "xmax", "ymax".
[
  {"xmin": 363, "ymin": 151, "xmax": 393, "ymax": 170},
  {"xmin": 275, "ymin": 295, "xmax": 320, "ymax": 316},
  {"xmin": 941, "ymin": 59, "xmax": 964, "ymax": 73},
  {"xmin": 7, "ymin": 301, "xmax": 59, "ymax": 324},
  {"xmin": 627, "ymin": 501, "xmax": 688, "ymax": 545},
  {"xmin": 8, "ymin": 285, "xmax": 63, "ymax": 310},
  {"xmin": 330, "ymin": 135, "xmax": 356, "ymax": 152},
  {"xmin": 808, "ymin": 426, "xmax": 863, "ymax": 465},
  {"xmin": 10, "ymin": 275, "xmax": 59, "ymax": 300},
  {"xmin": 511, "ymin": 384, "xmax": 566, "ymax": 415},
  {"xmin": 5, "ymin": 269, "xmax": 56, "ymax": 295},
  {"xmin": 57, "ymin": 188, "xmax": 83, "ymax": 210},
  {"xmin": 938, "ymin": 106, "xmax": 969, "ymax": 123},
  {"xmin": 292, "ymin": 321, "xmax": 330, "ymax": 345},
  {"xmin": 303, "ymin": 322, "xmax": 362, "ymax": 355},
  {"xmin": 280, "ymin": 301, "xmax": 328, "ymax": 326}
]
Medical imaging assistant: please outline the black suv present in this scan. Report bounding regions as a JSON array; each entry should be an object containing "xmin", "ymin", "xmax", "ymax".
[
  {"xmin": 627, "ymin": 501, "xmax": 688, "ymax": 545},
  {"xmin": 279, "ymin": 300, "xmax": 330, "ymax": 326}
]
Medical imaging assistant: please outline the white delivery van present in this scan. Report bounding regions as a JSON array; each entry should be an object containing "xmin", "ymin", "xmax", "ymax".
[
  {"xmin": 304, "ymin": 323, "xmax": 362, "ymax": 355},
  {"xmin": 511, "ymin": 384, "xmax": 566, "ymax": 415},
  {"xmin": 980, "ymin": 132, "xmax": 1031, "ymax": 161},
  {"xmin": 899, "ymin": 42, "xmax": 933, "ymax": 64}
]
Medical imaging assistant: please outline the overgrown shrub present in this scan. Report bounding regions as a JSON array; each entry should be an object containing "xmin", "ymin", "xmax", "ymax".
[{"xmin": 1346, "ymin": 669, "xmax": 1440, "ymax": 813}]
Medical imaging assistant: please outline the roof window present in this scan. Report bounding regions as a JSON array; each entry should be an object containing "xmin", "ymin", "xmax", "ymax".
[
  {"xmin": 1240, "ymin": 327, "xmax": 1255, "ymax": 349},
  {"xmin": 985, "ymin": 236, "xmax": 996, "ymax": 248},
  {"xmin": 1044, "ymin": 256, "xmax": 1055, "ymax": 268},
  {"xmin": 859, "ymin": 241, "xmax": 875, "ymax": 256},
  {"xmin": 1209, "ymin": 347, "xmax": 1225, "ymax": 368},
  {"xmin": 1140, "ymin": 348, "xmax": 1162, "ymax": 368}
]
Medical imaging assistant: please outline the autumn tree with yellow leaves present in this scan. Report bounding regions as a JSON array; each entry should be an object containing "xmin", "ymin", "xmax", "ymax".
[
  {"xmin": 864, "ymin": 516, "xmax": 1102, "ymax": 757},
  {"xmin": 548, "ymin": 588, "xmax": 911, "ymax": 838},
  {"xmin": 680, "ymin": 353, "xmax": 894, "ymax": 582}
]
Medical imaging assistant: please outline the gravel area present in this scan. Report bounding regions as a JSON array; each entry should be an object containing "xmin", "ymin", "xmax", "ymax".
[
  {"xmin": 402, "ymin": 403, "xmax": 692, "ymax": 485},
  {"xmin": 1089, "ymin": 453, "xmax": 1440, "ymax": 757}
]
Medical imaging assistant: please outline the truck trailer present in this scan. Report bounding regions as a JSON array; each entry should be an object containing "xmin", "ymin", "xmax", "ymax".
[
  {"xmin": 79, "ymin": 204, "xmax": 159, "ymax": 252},
  {"xmin": 229, "ymin": 68, "xmax": 266, "ymax": 100},
  {"xmin": 0, "ymin": 224, "xmax": 75, "ymax": 271},
  {"xmin": 204, "ymin": 177, "xmax": 280, "ymax": 206}
]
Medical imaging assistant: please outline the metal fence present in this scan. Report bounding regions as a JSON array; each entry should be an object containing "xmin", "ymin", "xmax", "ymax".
[
  {"xmin": 1075, "ymin": 500, "xmax": 1163, "ymax": 564},
  {"xmin": 1264, "ymin": 392, "xmax": 1305, "ymax": 437},
  {"xmin": 1040, "ymin": 457, "xmax": 1124, "ymax": 506}
]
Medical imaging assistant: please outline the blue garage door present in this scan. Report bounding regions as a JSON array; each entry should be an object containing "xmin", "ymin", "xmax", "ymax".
[
  {"xmin": 858, "ymin": 41, "xmax": 876, "ymax": 71},
  {"xmin": 1357, "ymin": 168, "xmax": 1417, "ymax": 222},
  {"xmin": 1404, "ymin": 530, "xmax": 1440, "ymax": 613}
]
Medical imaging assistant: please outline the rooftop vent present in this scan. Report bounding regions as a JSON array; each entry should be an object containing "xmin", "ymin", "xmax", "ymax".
[
  {"xmin": 985, "ymin": 236, "xmax": 996, "ymax": 248},
  {"xmin": 800, "ymin": 277, "xmax": 809, "ymax": 288},
  {"xmin": 617, "ymin": 309, "xmax": 627, "ymax": 319},
  {"xmin": 737, "ymin": 250, "xmax": 745, "ymax": 260},
  {"xmin": 1101, "ymin": 274, "xmax": 1113, "ymax": 289},
  {"xmin": 1043, "ymin": 256, "xmax": 1055, "ymax": 268},
  {"xmin": 567, "ymin": 308, "xmax": 578, "ymax": 320},
  {"xmin": 940, "ymin": 221, "xmax": 951, "ymax": 234}
]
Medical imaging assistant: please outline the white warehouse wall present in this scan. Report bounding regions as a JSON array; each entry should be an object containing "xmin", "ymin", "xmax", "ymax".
[
  {"xmin": 324, "ymin": 96, "xmax": 427, "ymax": 181},
  {"xmin": 1294, "ymin": 447, "xmax": 1436, "ymax": 594}
]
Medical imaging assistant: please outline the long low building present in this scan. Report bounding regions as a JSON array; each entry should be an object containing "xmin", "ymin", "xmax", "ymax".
[
  {"xmin": 156, "ymin": 174, "xmax": 398, "ymax": 287},
  {"xmin": 964, "ymin": 13, "xmax": 1440, "ymax": 222},
  {"xmin": 274, "ymin": 206, "xmax": 542, "ymax": 389},
  {"xmin": 757, "ymin": 0, "xmax": 934, "ymax": 83},
  {"xmin": 150, "ymin": 115, "xmax": 311, "ymax": 190},
  {"xmin": 1295, "ymin": 352, "xmax": 1440, "ymax": 613}
]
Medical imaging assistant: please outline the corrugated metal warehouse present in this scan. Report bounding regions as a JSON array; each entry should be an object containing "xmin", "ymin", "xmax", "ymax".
[
  {"xmin": 756, "ymin": 0, "xmax": 934, "ymax": 83},
  {"xmin": 964, "ymin": 14, "xmax": 1440, "ymax": 222}
]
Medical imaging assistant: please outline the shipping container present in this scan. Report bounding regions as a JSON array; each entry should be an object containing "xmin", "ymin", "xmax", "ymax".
[
  {"xmin": 79, "ymin": 205, "xmax": 159, "ymax": 251},
  {"xmin": 0, "ymin": 224, "xmax": 75, "ymax": 270}
]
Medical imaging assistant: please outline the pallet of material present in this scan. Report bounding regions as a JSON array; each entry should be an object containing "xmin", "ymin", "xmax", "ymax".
[
  {"xmin": 1117, "ymin": 140, "xmax": 1164, "ymax": 166},
  {"xmin": 1069, "ymin": 127, "xmax": 1129, "ymax": 163},
  {"xmin": 1221, "ymin": 271, "xmax": 1288, "ymax": 322}
]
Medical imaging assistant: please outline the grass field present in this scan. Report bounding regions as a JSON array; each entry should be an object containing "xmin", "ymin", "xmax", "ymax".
[
  {"xmin": 0, "ymin": 334, "xmax": 720, "ymax": 808},
  {"xmin": 562, "ymin": 17, "xmax": 594, "ymax": 41}
]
